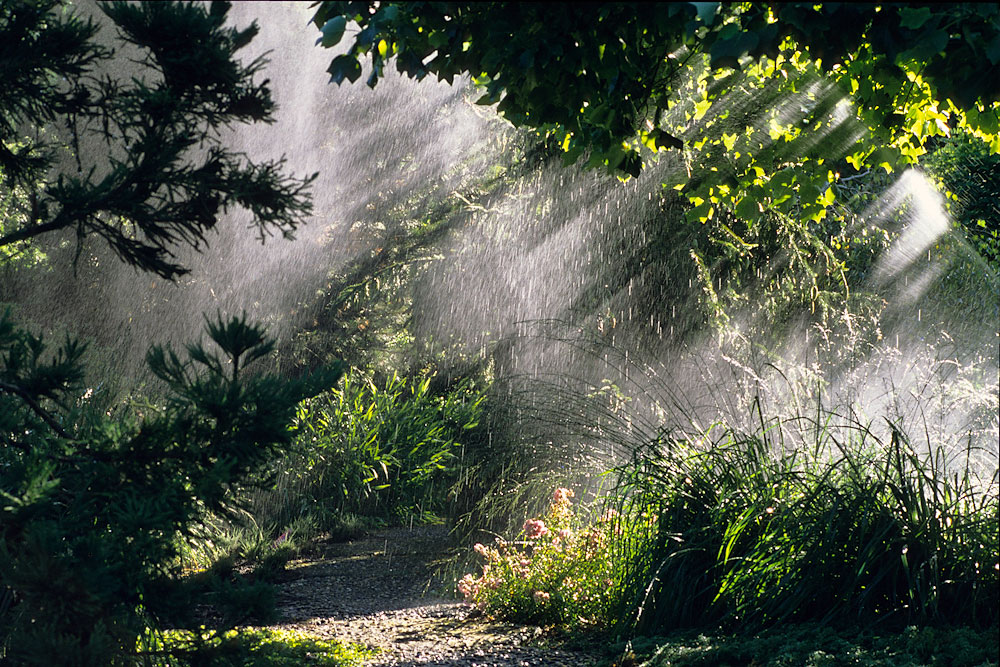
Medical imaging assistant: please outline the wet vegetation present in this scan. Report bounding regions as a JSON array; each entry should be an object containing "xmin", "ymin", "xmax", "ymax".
[{"xmin": 2, "ymin": 2, "xmax": 998, "ymax": 665}]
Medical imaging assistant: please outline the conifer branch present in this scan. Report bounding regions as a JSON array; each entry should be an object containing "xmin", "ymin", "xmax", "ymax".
[{"xmin": 0, "ymin": 380, "xmax": 72, "ymax": 439}]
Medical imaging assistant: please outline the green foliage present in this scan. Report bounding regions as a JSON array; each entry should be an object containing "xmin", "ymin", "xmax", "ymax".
[
  {"xmin": 0, "ymin": 312, "xmax": 342, "ymax": 664},
  {"xmin": 610, "ymin": 412, "xmax": 998, "ymax": 635},
  {"xmin": 1, "ymin": 4, "xmax": 356, "ymax": 663},
  {"xmin": 251, "ymin": 370, "xmax": 484, "ymax": 528},
  {"xmin": 457, "ymin": 488, "xmax": 625, "ymax": 629},
  {"xmin": 176, "ymin": 512, "xmax": 304, "ymax": 576},
  {"xmin": 0, "ymin": 0, "xmax": 315, "ymax": 279},
  {"xmin": 312, "ymin": 3, "xmax": 999, "ymax": 176},
  {"xmin": 923, "ymin": 130, "xmax": 1000, "ymax": 270},
  {"xmin": 0, "ymin": 163, "xmax": 47, "ymax": 268},
  {"xmin": 457, "ymin": 407, "xmax": 997, "ymax": 639},
  {"xmin": 624, "ymin": 624, "xmax": 999, "ymax": 667},
  {"xmin": 149, "ymin": 627, "xmax": 374, "ymax": 666},
  {"xmin": 311, "ymin": 2, "xmax": 1000, "ymax": 320}
]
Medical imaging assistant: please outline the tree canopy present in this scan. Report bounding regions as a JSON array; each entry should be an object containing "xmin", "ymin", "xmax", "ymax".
[{"xmin": 312, "ymin": 2, "xmax": 1000, "ymax": 232}]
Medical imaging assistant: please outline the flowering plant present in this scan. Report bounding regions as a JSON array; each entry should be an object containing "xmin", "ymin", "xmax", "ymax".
[{"xmin": 456, "ymin": 487, "xmax": 623, "ymax": 628}]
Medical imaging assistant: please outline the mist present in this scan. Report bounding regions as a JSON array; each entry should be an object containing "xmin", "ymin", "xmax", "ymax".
[{"xmin": 6, "ymin": 2, "xmax": 996, "ymax": 471}]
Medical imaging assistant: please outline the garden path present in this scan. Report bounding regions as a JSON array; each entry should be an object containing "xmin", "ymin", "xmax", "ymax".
[{"xmin": 268, "ymin": 525, "xmax": 606, "ymax": 666}]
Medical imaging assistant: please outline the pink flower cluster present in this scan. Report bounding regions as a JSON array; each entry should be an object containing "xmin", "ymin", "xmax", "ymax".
[
  {"xmin": 523, "ymin": 518, "xmax": 548, "ymax": 539},
  {"xmin": 549, "ymin": 487, "xmax": 576, "ymax": 523},
  {"xmin": 457, "ymin": 573, "xmax": 479, "ymax": 601},
  {"xmin": 473, "ymin": 542, "xmax": 499, "ymax": 561},
  {"xmin": 457, "ymin": 487, "xmax": 618, "ymax": 627}
]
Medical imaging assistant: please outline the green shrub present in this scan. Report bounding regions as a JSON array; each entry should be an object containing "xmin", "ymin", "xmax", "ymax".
[
  {"xmin": 456, "ymin": 487, "xmax": 628, "ymax": 629},
  {"xmin": 251, "ymin": 371, "xmax": 485, "ymax": 529},
  {"xmin": 923, "ymin": 130, "xmax": 1000, "ymax": 271},
  {"xmin": 0, "ymin": 312, "xmax": 342, "ymax": 664}
]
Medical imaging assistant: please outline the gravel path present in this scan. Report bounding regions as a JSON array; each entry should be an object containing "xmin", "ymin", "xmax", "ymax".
[{"xmin": 269, "ymin": 526, "xmax": 606, "ymax": 666}]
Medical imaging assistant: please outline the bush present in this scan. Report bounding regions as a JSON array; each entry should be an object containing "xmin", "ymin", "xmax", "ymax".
[
  {"xmin": 248, "ymin": 370, "xmax": 485, "ymax": 530},
  {"xmin": 923, "ymin": 130, "xmax": 1000, "ymax": 271},
  {"xmin": 0, "ymin": 312, "xmax": 341, "ymax": 664},
  {"xmin": 457, "ymin": 487, "xmax": 627, "ymax": 629}
]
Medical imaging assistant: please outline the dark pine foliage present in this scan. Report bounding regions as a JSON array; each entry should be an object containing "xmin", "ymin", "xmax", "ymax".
[
  {"xmin": 0, "ymin": 0, "xmax": 315, "ymax": 279},
  {"xmin": 0, "ymin": 311, "xmax": 343, "ymax": 664},
  {"xmin": 0, "ymin": 2, "xmax": 341, "ymax": 663}
]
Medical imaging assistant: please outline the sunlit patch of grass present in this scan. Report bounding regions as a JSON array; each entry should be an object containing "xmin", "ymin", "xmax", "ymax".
[{"xmin": 144, "ymin": 627, "xmax": 376, "ymax": 666}]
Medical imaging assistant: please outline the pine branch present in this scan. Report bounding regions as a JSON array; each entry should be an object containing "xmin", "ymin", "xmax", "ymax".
[{"xmin": 0, "ymin": 380, "xmax": 72, "ymax": 439}]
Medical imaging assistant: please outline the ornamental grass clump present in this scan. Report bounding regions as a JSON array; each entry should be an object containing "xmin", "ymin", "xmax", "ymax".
[
  {"xmin": 611, "ymin": 411, "xmax": 999, "ymax": 635},
  {"xmin": 457, "ymin": 487, "xmax": 625, "ymax": 629}
]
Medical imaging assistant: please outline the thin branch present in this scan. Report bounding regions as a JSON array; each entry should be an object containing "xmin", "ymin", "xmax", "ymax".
[
  {"xmin": 0, "ymin": 381, "xmax": 72, "ymax": 439},
  {"xmin": 837, "ymin": 170, "xmax": 871, "ymax": 183}
]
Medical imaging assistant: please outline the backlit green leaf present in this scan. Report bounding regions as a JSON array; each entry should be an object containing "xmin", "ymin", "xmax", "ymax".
[{"xmin": 317, "ymin": 16, "xmax": 347, "ymax": 48}]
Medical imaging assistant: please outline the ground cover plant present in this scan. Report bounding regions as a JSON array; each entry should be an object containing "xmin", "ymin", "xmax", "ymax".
[
  {"xmin": 455, "ymin": 409, "xmax": 997, "ymax": 658},
  {"xmin": 457, "ymin": 487, "xmax": 625, "ymax": 630},
  {"xmin": 616, "ymin": 624, "xmax": 999, "ymax": 667},
  {"xmin": 145, "ymin": 627, "xmax": 374, "ymax": 666}
]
